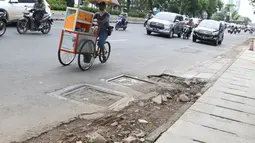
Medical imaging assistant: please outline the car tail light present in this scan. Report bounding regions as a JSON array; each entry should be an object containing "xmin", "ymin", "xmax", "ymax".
[{"xmin": 48, "ymin": 5, "xmax": 51, "ymax": 9}]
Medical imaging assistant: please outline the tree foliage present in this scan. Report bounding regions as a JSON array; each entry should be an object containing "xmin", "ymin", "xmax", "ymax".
[{"xmin": 122, "ymin": 0, "xmax": 223, "ymax": 19}]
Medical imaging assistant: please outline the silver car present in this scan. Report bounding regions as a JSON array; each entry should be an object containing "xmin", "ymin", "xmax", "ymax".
[{"xmin": 146, "ymin": 12, "xmax": 184, "ymax": 38}]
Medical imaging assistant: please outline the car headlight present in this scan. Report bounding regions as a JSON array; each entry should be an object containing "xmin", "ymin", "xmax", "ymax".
[
  {"xmin": 212, "ymin": 31, "xmax": 219, "ymax": 35},
  {"xmin": 165, "ymin": 25, "xmax": 170, "ymax": 30}
]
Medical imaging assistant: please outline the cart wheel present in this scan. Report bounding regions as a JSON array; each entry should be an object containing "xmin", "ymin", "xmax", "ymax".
[
  {"xmin": 99, "ymin": 41, "xmax": 111, "ymax": 63},
  {"xmin": 58, "ymin": 50, "xmax": 76, "ymax": 66},
  {"xmin": 78, "ymin": 40, "xmax": 95, "ymax": 71}
]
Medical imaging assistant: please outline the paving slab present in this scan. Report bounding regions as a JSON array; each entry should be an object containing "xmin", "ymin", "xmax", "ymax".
[
  {"xmin": 194, "ymin": 72, "xmax": 215, "ymax": 79},
  {"xmin": 200, "ymin": 90, "xmax": 255, "ymax": 107},
  {"xmin": 180, "ymin": 110, "xmax": 255, "ymax": 140},
  {"xmin": 197, "ymin": 96, "xmax": 255, "ymax": 115},
  {"xmin": 190, "ymin": 102, "xmax": 255, "ymax": 126},
  {"xmin": 155, "ymin": 132, "xmax": 197, "ymax": 143},
  {"xmin": 163, "ymin": 120, "xmax": 254, "ymax": 143}
]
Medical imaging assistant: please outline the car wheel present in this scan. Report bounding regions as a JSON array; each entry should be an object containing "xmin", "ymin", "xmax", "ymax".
[
  {"xmin": 169, "ymin": 30, "xmax": 174, "ymax": 39},
  {"xmin": 214, "ymin": 39, "xmax": 219, "ymax": 46},
  {"xmin": 218, "ymin": 40, "xmax": 222, "ymax": 45},
  {"xmin": 147, "ymin": 30, "xmax": 151, "ymax": 35},
  {"xmin": 192, "ymin": 37, "xmax": 196, "ymax": 42}
]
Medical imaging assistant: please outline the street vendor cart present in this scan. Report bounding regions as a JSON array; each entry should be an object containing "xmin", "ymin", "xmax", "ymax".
[{"xmin": 58, "ymin": 0, "xmax": 119, "ymax": 71}]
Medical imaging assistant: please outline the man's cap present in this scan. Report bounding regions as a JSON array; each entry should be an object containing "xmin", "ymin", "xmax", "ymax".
[{"xmin": 98, "ymin": 1, "xmax": 106, "ymax": 7}]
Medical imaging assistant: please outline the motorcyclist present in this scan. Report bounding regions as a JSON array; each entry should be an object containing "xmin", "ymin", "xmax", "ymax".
[
  {"xmin": 187, "ymin": 19, "xmax": 194, "ymax": 28},
  {"xmin": 120, "ymin": 8, "xmax": 128, "ymax": 25},
  {"xmin": 33, "ymin": 0, "xmax": 45, "ymax": 28},
  {"xmin": 184, "ymin": 19, "xmax": 194, "ymax": 37},
  {"xmin": 93, "ymin": 1, "xmax": 110, "ymax": 61},
  {"xmin": 146, "ymin": 10, "xmax": 154, "ymax": 19}
]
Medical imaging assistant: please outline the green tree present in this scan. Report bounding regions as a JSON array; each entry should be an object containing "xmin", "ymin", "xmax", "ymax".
[
  {"xmin": 231, "ymin": 10, "xmax": 240, "ymax": 20},
  {"xmin": 66, "ymin": 0, "xmax": 74, "ymax": 7}
]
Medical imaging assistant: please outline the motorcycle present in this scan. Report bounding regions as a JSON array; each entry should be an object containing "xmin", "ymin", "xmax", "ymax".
[
  {"xmin": 237, "ymin": 27, "xmax": 241, "ymax": 33},
  {"xmin": 182, "ymin": 25, "xmax": 192, "ymax": 39},
  {"xmin": 228, "ymin": 27, "xmax": 237, "ymax": 34},
  {"xmin": 144, "ymin": 15, "xmax": 153, "ymax": 27},
  {"xmin": 115, "ymin": 14, "xmax": 128, "ymax": 31},
  {"xmin": 250, "ymin": 29, "xmax": 253, "ymax": 34},
  {"xmin": 0, "ymin": 11, "xmax": 7, "ymax": 37},
  {"xmin": 17, "ymin": 6, "xmax": 53, "ymax": 34}
]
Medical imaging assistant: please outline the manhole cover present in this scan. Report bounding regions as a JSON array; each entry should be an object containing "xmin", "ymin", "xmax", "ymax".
[
  {"xmin": 107, "ymin": 75, "xmax": 157, "ymax": 94},
  {"xmin": 174, "ymin": 47, "xmax": 202, "ymax": 54},
  {"xmin": 63, "ymin": 86, "xmax": 122, "ymax": 107}
]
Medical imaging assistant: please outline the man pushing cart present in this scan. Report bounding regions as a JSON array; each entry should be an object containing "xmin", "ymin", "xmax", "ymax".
[{"xmin": 58, "ymin": 0, "xmax": 119, "ymax": 71}]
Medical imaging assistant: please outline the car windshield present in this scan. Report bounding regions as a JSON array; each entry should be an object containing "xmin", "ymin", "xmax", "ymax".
[
  {"xmin": 154, "ymin": 12, "xmax": 178, "ymax": 22},
  {"xmin": 199, "ymin": 20, "xmax": 219, "ymax": 30}
]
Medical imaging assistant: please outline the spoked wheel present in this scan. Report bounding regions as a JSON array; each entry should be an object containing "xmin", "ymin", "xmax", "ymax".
[
  {"xmin": 41, "ymin": 21, "xmax": 51, "ymax": 34},
  {"xmin": 17, "ymin": 19, "xmax": 28, "ymax": 34},
  {"xmin": 99, "ymin": 41, "xmax": 111, "ymax": 63},
  {"xmin": 58, "ymin": 50, "xmax": 76, "ymax": 66},
  {"xmin": 78, "ymin": 40, "xmax": 96, "ymax": 71},
  {"xmin": 0, "ymin": 20, "xmax": 6, "ymax": 36}
]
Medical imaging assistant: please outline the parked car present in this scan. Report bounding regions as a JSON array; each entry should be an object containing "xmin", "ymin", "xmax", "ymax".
[
  {"xmin": 0, "ymin": 0, "xmax": 51, "ymax": 23},
  {"xmin": 146, "ymin": 12, "xmax": 184, "ymax": 38},
  {"xmin": 193, "ymin": 19, "xmax": 224, "ymax": 46}
]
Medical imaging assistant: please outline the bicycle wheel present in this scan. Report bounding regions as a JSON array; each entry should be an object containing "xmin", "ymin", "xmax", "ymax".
[
  {"xmin": 99, "ymin": 41, "xmax": 111, "ymax": 63},
  {"xmin": 78, "ymin": 40, "xmax": 96, "ymax": 71},
  {"xmin": 58, "ymin": 50, "xmax": 76, "ymax": 66}
]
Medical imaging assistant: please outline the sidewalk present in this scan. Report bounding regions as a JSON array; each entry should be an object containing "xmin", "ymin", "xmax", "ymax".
[
  {"xmin": 51, "ymin": 11, "xmax": 144, "ymax": 24},
  {"xmin": 156, "ymin": 49, "xmax": 255, "ymax": 143}
]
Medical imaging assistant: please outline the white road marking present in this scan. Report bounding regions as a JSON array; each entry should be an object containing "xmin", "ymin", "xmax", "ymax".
[
  {"xmin": 52, "ymin": 26, "xmax": 63, "ymax": 29},
  {"xmin": 108, "ymin": 39, "xmax": 128, "ymax": 42}
]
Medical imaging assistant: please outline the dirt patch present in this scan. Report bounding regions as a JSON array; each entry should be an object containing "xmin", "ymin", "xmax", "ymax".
[
  {"xmin": 22, "ymin": 75, "xmax": 206, "ymax": 143},
  {"xmin": 149, "ymin": 74, "xmax": 207, "ymax": 98}
]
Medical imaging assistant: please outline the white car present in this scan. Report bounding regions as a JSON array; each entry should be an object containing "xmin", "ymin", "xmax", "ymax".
[{"xmin": 0, "ymin": 0, "xmax": 51, "ymax": 22}]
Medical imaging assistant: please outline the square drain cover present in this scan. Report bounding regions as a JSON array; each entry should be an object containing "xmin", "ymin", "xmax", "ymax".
[{"xmin": 63, "ymin": 86, "xmax": 122, "ymax": 107}]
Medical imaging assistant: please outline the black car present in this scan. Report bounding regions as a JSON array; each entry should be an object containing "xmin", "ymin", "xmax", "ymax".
[
  {"xmin": 193, "ymin": 20, "xmax": 224, "ymax": 46},
  {"xmin": 0, "ymin": 11, "xmax": 7, "ymax": 36}
]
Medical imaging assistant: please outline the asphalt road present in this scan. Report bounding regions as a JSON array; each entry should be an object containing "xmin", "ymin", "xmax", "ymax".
[{"xmin": 0, "ymin": 21, "xmax": 250, "ymax": 142}]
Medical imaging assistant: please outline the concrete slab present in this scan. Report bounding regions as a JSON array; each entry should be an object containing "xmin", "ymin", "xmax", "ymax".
[
  {"xmin": 207, "ymin": 62, "xmax": 225, "ymax": 70},
  {"xmin": 165, "ymin": 120, "xmax": 254, "ymax": 143},
  {"xmin": 155, "ymin": 132, "xmax": 197, "ymax": 143},
  {"xmin": 180, "ymin": 110, "xmax": 255, "ymax": 140},
  {"xmin": 190, "ymin": 102, "xmax": 255, "ymax": 125},
  {"xmin": 182, "ymin": 70, "xmax": 199, "ymax": 78},
  {"xmin": 227, "ymin": 68, "xmax": 255, "ymax": 76},
  {"xmin": 211, "ymin": 81, "xmax": 249, "ymax": 92},
  {"xmin": 209, "ymin": 85, "xmax": 248, "ymax": 96},
  {"xmin": 197, "ymin": 96, "xmax": 255, "ymax": 115},
  {"xmin": 194, "ymin": 72, "xmax": 215, "ymax": 79},
  {"xmin": 200, "ymin": 90, "xmax": 255, "ymax": 107},
  {"xmin": 215, "ymin": 78, "xmax": 251, "ymax": 88}
]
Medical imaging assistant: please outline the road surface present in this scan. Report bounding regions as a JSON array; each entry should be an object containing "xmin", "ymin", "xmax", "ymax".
[{"xmin": 0, "ymin": 22, "xmax": 249, "ymax": 142}]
